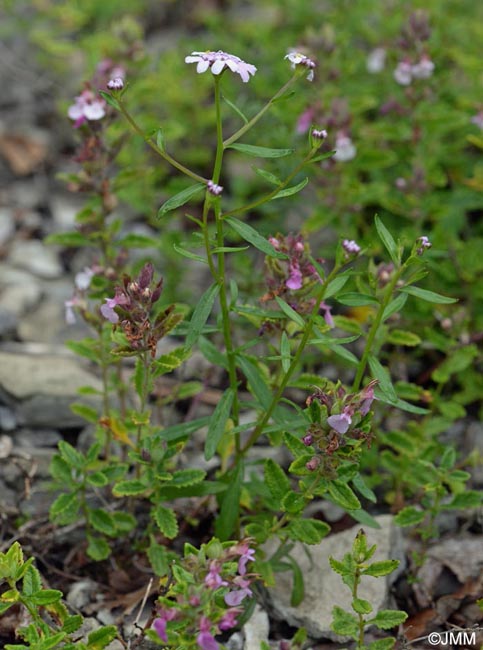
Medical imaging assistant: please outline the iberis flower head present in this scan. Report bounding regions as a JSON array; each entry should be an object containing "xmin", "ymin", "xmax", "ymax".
[
  {"xmin": 285, "ymin": 51, "xmax": 316, "ymax": 81},
  {"xmin": 185, "ymin": 50, "xmax": 257, "ymax": 82},
  {"xmin": 68, "ymin": 88, "xmax": 106, "ymax": 127}
]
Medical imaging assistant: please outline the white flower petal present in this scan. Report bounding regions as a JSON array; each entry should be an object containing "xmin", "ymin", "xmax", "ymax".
[
  {"xmin": 185, "ymin": 55, "xmax": 202, "ymax": 63},
  {"xmin": 211, "ymin": 59, "xmax": 226, "ymax": 75},
  {"xmin": 196, "ymin": 59, "xmax": 210, "ymax": 73},
  {"xmin": 84, "ymin": 102, "xmax": 106, "ymax": 120}
]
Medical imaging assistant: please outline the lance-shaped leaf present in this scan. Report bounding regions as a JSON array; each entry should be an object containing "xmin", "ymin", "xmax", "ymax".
[
  {"xmin": 205, "ymin": 388, "xmax": 235, "ymax": 460},
  {"xmin": 226, "ymin": 143, "xmax": 294, "ymax": 157},
  {"xmin": 158, "ymin": 183, "xmax": 205, "ymax": 217},
  {"xmin": 185, "ymin": 283, "xmax": 220, "ymax": 349},
  {"xmin": 399, "ymin": 285, "xmax": 458, "ymax": 304},
  {"xmin": 375, "ymin": 215, "xmax": 400, "ymax": 266},
  {"xmin": 225, "ymin": 216, "xmax": 288, "ymax": 259}
]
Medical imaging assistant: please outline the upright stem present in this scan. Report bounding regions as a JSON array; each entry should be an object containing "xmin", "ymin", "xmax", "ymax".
[
  {"xmin": 241, "ymin": 264, "xmax": 340, "ymax": 454},
  {"xmin": 211, "ymin": 79, "xmax": 240, "ymax": 444},
  {"xmin": 352, "ymin": 264, "xmax": 406, "ymax": 392}
]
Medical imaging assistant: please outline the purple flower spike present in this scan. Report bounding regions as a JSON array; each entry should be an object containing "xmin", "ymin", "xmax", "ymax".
[
  {"xmin": 327, "ymin": 411, "xmax": 352, "ymax": 434},
  {"xmin": 152, "ymin": 618, "xmax": 168, "ymax": 643},
  {"xmin": 237, "ymin": 545, "xmax": 256, "ymax": 575},
  {"xmin": 302, "ymin": 434, "xmax": 313, "ymax": 446},
  {"xmin": 286, "ymin": 263, "xmax": 303, "ymax": 290},
  {"xmin": 205, "ymin": 561, "xmax": 229, "ymax": 589},
  {"xmin": 219, "ymin": 608, "xmax": 240, "ymax": 631},
  {"xmin": 185, "ymin": 50, "xmax": 256, "ymax": 83},
  {"xmin": 197, "ymin": 617, "xmax": 219, "ymax": 650}
]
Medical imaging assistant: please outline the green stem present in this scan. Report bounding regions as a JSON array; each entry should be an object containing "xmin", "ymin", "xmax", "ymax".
[
  {"xmin": 240, "ymin": 264, "xmax": 340, "ymax": 454},
  {"xmin": 223, "ymin": 72, "xmax": 301, "ymax": 148},
  {"xmin": 212, "ymin": 78, "xmax": 240, "ymax": 440},
  {"xmin": 351, "ymin": 264, "xmax": 407, "ymax": 392},
  {"xmin": 352, "ymin": 568, "xmax": 365, "ymax": 649},
  {"xmin": 117, "ymin": 99, "xmax": 208, "ymax": 184}
]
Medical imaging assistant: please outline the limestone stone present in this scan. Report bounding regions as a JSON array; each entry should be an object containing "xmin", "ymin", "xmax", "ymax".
[{"xmin": 265, "ymin": 515, "xmax": 404, "ymax": 639}]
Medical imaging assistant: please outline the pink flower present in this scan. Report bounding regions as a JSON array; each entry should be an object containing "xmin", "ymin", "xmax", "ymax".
[
  {"xmin": 197, "ymin": 617, "xmax": 219, "ymax": 650},
  {"xmin": 327, "ymin": 411, "xmax": 352, "ymax": 434},
  {"xmin": 311, "ymin": 128, "xmax": 327, "ymax": 140},
  {"xmin": 236, "ymin": 544, "xmax": 255, "ymax": 575},
  {"xmin": 296, "ymin": 107, "xmax": 316, "ymax": 134},
  {"xmin": 100, "ymin": 289, "xmax": 129, "ymax": 324},
  {"xmin": 394, "ymin": 61, "xmax": 413, "ymax": 86},
  {"xmin": 218, "ymin": 608, "xmax": 240, "ymax": 631},
  {"xmin": 471, "ymin": 112, "xmax": 483, "ymax": 130},
  {"xmin": 411, "ymin": 56, "xmax": 434, "ymax": 79},
  {"xmin": 286, "ymin": 263, "xmax": 303, "ymax": 290},
  {"xmin": 302, "ymin": 434, "xmax": 313, "ymax": 446},
  {"xmin": 366, "ymin": 48, "xmax": 386, "ymax": 73},
  {"xmin": 333, "ymin": 134, "xmax": 356, "ymax": 162},
  {"xmin": 64, "ymin": 298, "xmax": 79, "ymax": 325},
  {"xmin": 152, "ymin": 609, "xmax": 177, "ymax": 643},
  {"xmin": 74, "ymin": 267, "xmax": 95, "ymax": 291},
  {"xmin": 185, "ymin": 50, "xmax": 256, "ymax": 82},
  {"xmin": 285, "ymin": 51, "xmax": 316, "ymax": 81},
  {"xmin": 319, "ymin": 301, "xmax": 334, "ymax": 328},
  {"xmin": 359, "ymin": 383, "xmax": 376, "ymax": 416},
  {"xmin": 416, "ymin": 235, "xmax": 432, "ymax": 255},
  {"xmin": 224, "ymin": 577, "xmax": 253, "ymax": 607},
  {"xmin": 268, "ymin": 236, "xmax": 280, "ymax": 249},
  {"xmin": 205, "ymin": 561, "xmax": 228, "ymax": 589},
  {"xmin": 68, "ymin": 89, "xmax": 106, "ymax": 127}
]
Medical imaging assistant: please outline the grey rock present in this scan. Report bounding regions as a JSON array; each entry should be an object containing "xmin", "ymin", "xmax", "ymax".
[
  {"xmin": 19, "ymin": 485, "xmax": 53, "ymax": 517},
  {"xmin": 14, "ymin": 428, "xmax": 62, "ymax": 447},
  {"xmin": 0, "ymin": 434, "xmax": 13, "ymax": 458},
  {"xmin": 10, "ymin": 178, "xmax": 49, "ymax": 210},
  {"xmin": 0, "ymin": 481, "xmax": 17, "ymax": 510},
  {"xmin": 8, "ymin": 239, "xmax": 63, "ymax": 279},
  {"xmin": 0, "ymin": 208, "xmax": 15, "ymax": 245},
  {"xmin": 0, "ymin": 307, "xmax": 18, "ymax": 338},
  {"xmin": 265, "ymin": 515, "xmax": 404, "ymax": 640},
  {"xmin": 243, "ymin": 604, "xmax": 270, "ymax": 650},
  {"xmin": 0, "ymin": 283, "xmax": 42, "ymax": 317},
  {"xmin": 67, "ymin": 579, "xmax": 98, "ymax": 610},
  {"xmin": 50, "ymin": 195, "xmax": 82, "ymax": 231},
  {"xmin": 0, "ymin": 350, "xmax": 102, "ymax": 427},
  {"xmin": 0, "ymin": 405, "xmax": 17, "ymax": 431}
]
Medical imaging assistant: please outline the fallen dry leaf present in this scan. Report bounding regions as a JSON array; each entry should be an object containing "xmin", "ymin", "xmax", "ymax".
[{"xmin": 0, "ymin": 132, "xmax": 48, "ymax": 175}]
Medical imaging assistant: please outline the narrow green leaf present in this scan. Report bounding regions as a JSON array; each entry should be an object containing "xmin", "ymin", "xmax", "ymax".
[
  {"xmin": 222, "ymin": 94, "xmax": 248, "ymax": 123},
  {"xmin": 173, "ymin": 243, "xmax": 207, "ymax": 264},
  {"xmin": 368, "ymin": 355, "xmax": 397, "ymax": 400},
  {"xmin": 211, "ymin": 246, "xmax": 249, "ymax": 253},
  {"xmin": 280, "ymin": 331, "xmax": 291, "ymax": 373},
  {"xmin": 287, "ymin": 556, "xmax": 305, "ymax": 606},
  {"xmin": 309, "ymin": 150, "xmax": 336, "ymax": 163},
  {"xmin": 272, "ymin": 177, "xmax": 309, "ymax": 199},
  {"xmin": 375, "ymin": 215, "xmax": 400, "ymax": 266},
  {"xmin": 386, "ymin": 329, "xmax": 421, "ymax": 347},
  {"xmin": 336, "ymin": 293, "xmax": 379, "ymax": 307},
  {"xmin": 225, "ymin": 216, "xmax": 288, "ymax": 259},
  {"xmin": 352, "ymin": 474, "xmax": 377, "ymax": 503},
  {"xmin": 215, "ymin": 462, "xmax": 243, "ymax": 540},
  {"xmin": 156, "ymin": 416, "xmax": 212, "ymax": 443},
  {"xmin": 156, "ymin": 128, "xmax": 165, "ymax": 151},
  {"xmin": 158, "ymin": 183, "xmax": 205, "ymax": 217},
  {"xmin": 205, "ymin": 388, "xmax": 235, "ymax": 460},
  {"xmin": 98, "ymin": 90, "xmax": 120, "ymax": 110},
  {"xmin": 330, "ymin": 344, "xmax": 359, "ymax": 366},
  {"xmin": 70, "ymin": 403, "xmax": 99, "ymax": 424},
  {"xmin": 374, "ymin": 389, "xmax": 429, "ymax": 414},
  {"xmin": 275, "ymin": 296, "xmax": 306, "ymax": 327},
  {"xmin": 394, "ymin": 506, "xmax": 426, "ymax": 527},
  {"xmin": 382, "ymin": 293, "xmax": 408, "ymax": 322},
  {"xmin": 399, "ymin": 285, "xmax": 457, "ymax": 304},
  {"xmin": 185, "ymin": 283, "xmax": 220, "ymax": 349},
  {"xmin": 237, "ymin": 356, "xmax": 272, "ymax": 409},
  {"xmin": 116, "ymin": 233, "xmax": 159, "ymax": 248},
  {"xmin": 45, "ymin": 232, "xmax": 91, "ymax": 247},
  {"xmin": 324, "ymin": 274, "xmax": 350, "ymax": 298},
  {"xmin": 327, "ymin": 480, "xmax": 361, "ymax": 510},
  {"xmin": 226, "ymin": 143, "xmax": 294, "ymax": 158},
  {"xmin": 153, "ymin": 346, "xmax": 190, "ymax": 377},
  {"xmin": 253, "ymin": 167, "xmax": 282, "ymax": 185}
]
